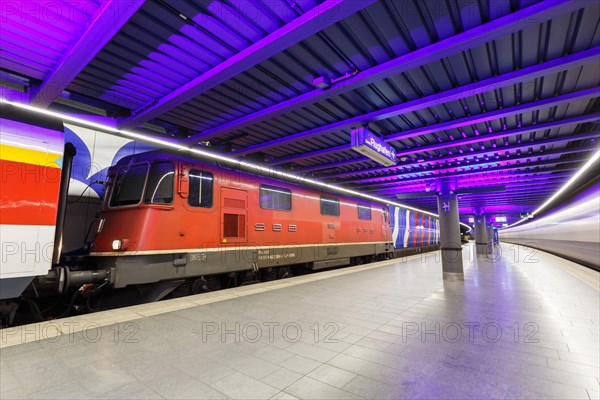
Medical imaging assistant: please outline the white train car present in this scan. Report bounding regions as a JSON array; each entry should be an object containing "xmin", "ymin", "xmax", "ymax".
[
  {"xmin": 499, "ymin": 183, "xmax": 600, "ymax": 269},
  {"xmin": 0, "ymin": 106, "xmax": 65, "ymax": 299}
]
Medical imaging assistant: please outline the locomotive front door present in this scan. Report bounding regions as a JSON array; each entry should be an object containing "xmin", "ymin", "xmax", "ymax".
[{"xmin": 220, "ymin": 187, "xmax": 248, "ymax": 244}]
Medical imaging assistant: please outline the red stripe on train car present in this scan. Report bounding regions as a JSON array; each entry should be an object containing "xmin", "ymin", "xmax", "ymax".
[
  {"xmin": 413, "ymin": 212, "xmax": 418, "ymax": 247},
  {"xmin": 0, "ymin": 159, "xmax": 61, "ymax": 226}
]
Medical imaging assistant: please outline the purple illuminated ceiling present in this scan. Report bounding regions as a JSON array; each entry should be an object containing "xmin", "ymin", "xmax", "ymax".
[{"xmin": 1, "ymin": 0, "xmax": 599, "ymax": 227}]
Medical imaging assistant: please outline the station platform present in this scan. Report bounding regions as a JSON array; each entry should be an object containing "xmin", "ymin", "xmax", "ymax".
[{"xmin": 1, "ymin": 243, "xmax": 599, "ymax": 400}]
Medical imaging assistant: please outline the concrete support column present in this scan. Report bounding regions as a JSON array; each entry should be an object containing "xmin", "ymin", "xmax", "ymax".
[
  {"xmin": 487, "ymin": 224, "xmax": 495, "ymax": 252},
  {"xmin": 474, "ymin": 215, "xmax": 490, "ymax": 255},
  {"xmin": 436, "ymin": 180, "xmax": 463, "ymax": 281}
]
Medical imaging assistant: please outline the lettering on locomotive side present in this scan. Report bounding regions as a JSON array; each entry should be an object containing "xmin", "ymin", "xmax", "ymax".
[
  {"xmin": 189, "ymin": 253, "xmax": 207, "ymax": 262},
  {"xmin": 256, "ymin": 248, "xmax": 297, "ymax": 261}
]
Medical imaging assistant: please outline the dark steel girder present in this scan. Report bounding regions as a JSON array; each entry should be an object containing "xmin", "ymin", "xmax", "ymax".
[
  {"xmin": 394, "ymin": 113, "xmax": 600, "ymax": 158},
  {"xmin": 385, "ymin": 88, "xmax": 599, "ymax": 144},
  {"xmin": 119, "ymin": 0, "xmax": 378, "ymax": 130},
  {"xmin": 232, "ymin": 46, "xmax": 599, "ymax": 157},
  {"xmin": 187, "ymin": 0, "xmax": 588, "ymax": 148},
  {"xmin": 332, "ymin": 144, "xmax": 598, "ymax": 184},
  {"xmin": 364, "ymin": 170, "xmax": 576, "ymax": 194},
  {"xmin": 274, "ymin": 108, "xmax": 599, "ymax": 170},
  {"xmin": 30, "ymin": 0, "xmax": 145, "ymax": 108},
  {"xmin": 350, "ymin": 155, "xmax": 589, "ymax": 188},
  {"xmin": 372, "ymin": 174, "xmax": 570, "ymax": 195},
  {"xmin": 316, "ymin": 129, "xmax": 600, "ymax": 179}
]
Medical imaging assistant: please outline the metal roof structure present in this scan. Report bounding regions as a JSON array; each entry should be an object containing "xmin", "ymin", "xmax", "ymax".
[{"xmin": 1, "ymin": 0, "xmax": 599, "ymax": 227}]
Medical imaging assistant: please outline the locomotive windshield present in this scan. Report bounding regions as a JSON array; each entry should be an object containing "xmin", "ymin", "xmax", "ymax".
[
  {"xmin": 144, "ymin": 161, "xmax": 174, "ymax": 204},
  {"xmin": 109, "ymin": 163, "xmax": 149, "ymax": 207},
  {"xmin": 109, "ymin": 161, "xmax": 175, "ymax": 207}
]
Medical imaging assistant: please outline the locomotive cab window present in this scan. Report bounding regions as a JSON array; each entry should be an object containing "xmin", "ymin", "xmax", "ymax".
[
  {"xmin": 260, "ymin": 184, "xmax": 291, "ymax": 210},
  {"xmin": 357, "ymin": 204, "xmax": 372, "ymax": 220},
  {"xmin": 109, "ymin": 163, "xmax": 149, "ymax": 207},
  {"xmin": 188, "ymin": 169, "xmax": 214, "ymax": 208},
  {"xmin": 320, "ymin": 196, "xmax": 340, "ymax": 216},
  {"xmin": 144, "ymin": 161, "xmax": 175, "ymax": 204}
]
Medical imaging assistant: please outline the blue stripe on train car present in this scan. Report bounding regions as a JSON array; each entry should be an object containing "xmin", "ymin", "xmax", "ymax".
[
  {"xmin": 408, "ymin": 211, "xmax": 415, "ymax": 247},
  {"xmin": 389, "ymin": 206, "xmax": 441, "ymax": 249},
  {"xmin": 424, "ymin": 215, "xmax": 430, "ymax": 245},
  {"xmin": 390, "ymin": 206, "xmax": 407, "ymax": 248}
]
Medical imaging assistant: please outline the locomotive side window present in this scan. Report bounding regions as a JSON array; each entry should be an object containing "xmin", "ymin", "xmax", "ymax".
[
  {"xmin": 144, "ymin": 161, "xmax": 175, "ymax": 204},
  {"xmin": 320, "ymin": 196, "xmax": 340, "ymax": 216},
  {"xmin": 188, "ymin": 169, "xmax": 214, "ymax": 208},
  {"xmin": 260, "ymin": 184, "xmax": 291, "ymax": 211},
  {"xmin": 109, "ymin": 163, "xmax": 149, "ymax": 207},
  {"xmin": 357, "ymin": 204, "xmax": 372, "ymax": 220}
]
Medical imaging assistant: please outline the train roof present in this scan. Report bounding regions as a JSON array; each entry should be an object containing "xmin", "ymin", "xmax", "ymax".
[{"xmin": 113, "ymin": 149, "xmax": 393, "ymax": 209}]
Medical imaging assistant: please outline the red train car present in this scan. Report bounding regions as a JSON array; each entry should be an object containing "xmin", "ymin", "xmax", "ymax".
[{"xmin": 83, "ymin": 151, "xmax": 394, "ymax": 296}]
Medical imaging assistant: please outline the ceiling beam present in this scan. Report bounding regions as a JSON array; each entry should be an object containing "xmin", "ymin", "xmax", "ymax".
[
  {"xmin": 408, "ymin": 192, "xmax": 559, "ymax": 203},
  {"xmin": 346, "ymin": 157, "xmax": 589, "ymax": 191},
  {"xmin": 399, "ymin": 183, "xmax": 563, "ymax": 199},
  {"xmin": 278, "ymin": 112, "xmax": 599, "ymax": 169},
  {"xmin": 321, "ymin": 129, "xmax": 600, "ymax": 179},
  {"xmin": 294, "ymin": 126, "xmax": 600, "ymax": 173},
  {"xmin": 351, "ymin": 155, "xmax": 588, "ymax": 188},
  {"xmin": 0, "ymin": 85, "xmax": 29, "ymax": 103},
  {"xmin": 30, "ymin": 0, "xmax": 144, "ymax": 108},
  {"xmin": 366, "ymin": 171, "xmax": 574, "ymax": 194},
  {"xmin": 186, "ymin": 0, "xmax": 586, "ymax": 146},
  {"xmin": 425, "ymin": 186, "xmax": 562, "ymax": 198},
  {"xmin": 384, "ymin": 88, "xmax": 599, "ymax": 144},
  {"xmin": 272, "ymin": 144, "xmax": 354, "ymax": 166},
  {"xmin": 373, "ymin": 174, "xmax": 571, "ymax": 195},
  {"xmin": 378, "ymin": 187, "xmax": 564, "ymax": 205},
  {"xmin": 297, "ymin": 157, "xmax": 372, "ymax": 173},
  {"xmin": 394, "ymin": 114, "xmax": 600, "ymax": 158},
  {"xmin": 118, "ymin": 0, "xmax": 377, "ymax": 130},
  {"xmin": 238, "ymin": 46, "xmax": 599, "ymax": 158},
  {"xmin": 450, "ymin": 194, "xmax": 558, "ymax": 203},
  {"xmin": 342, "ymin": 144, "xmax": 597, "ymax": 184}
]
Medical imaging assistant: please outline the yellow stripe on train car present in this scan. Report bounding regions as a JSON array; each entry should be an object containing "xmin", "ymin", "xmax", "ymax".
[{"xmin": 0, "ymin": 143, "xmax": 62, "ymax": 169}]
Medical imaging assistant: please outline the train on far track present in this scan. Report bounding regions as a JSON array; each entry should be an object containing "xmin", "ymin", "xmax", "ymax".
[
  {"xmin": 0, "ymin": 104, "xmax": 439, "ymax": 325},
  {"xmin": 499, "ymin": 182, "xmax": 600, "ymax": 270}
]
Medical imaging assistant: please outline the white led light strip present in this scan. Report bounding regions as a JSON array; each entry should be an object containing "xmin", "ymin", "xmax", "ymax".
[
  {"xmin": 501, "ymin": 149, "xmax": 600, "ymax": 229},
  {"xmin": 1, "ymin": 99, "xmax": 473, "ymax": 232}
]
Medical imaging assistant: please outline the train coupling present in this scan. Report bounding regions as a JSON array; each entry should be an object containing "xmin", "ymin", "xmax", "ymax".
[{"xmin": 37, "ymin": 267, "xmax": 111, "ymax": 294}]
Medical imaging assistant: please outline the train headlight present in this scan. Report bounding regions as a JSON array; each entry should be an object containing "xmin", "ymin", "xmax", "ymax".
[{"xmin": 112, "ymin": 240, "xmax": 122, "ymax": 251}]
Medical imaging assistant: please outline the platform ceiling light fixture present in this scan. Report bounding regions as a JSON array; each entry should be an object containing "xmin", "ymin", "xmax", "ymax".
[
  {"xmin": 0, "ymin": 99, "xmax": 473, "ymax": 232},
  {"xmin": 502, "ymin": 149, "xmax": 600, "ymax": 229}
]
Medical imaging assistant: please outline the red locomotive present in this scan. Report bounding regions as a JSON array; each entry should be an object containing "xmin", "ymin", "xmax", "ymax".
[{"xmin": 83, "ymin": 150, "xmax": 394, "ymax": 297}]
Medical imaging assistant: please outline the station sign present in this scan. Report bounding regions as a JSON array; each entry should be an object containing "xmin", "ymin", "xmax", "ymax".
[
  {"xmin": 351, "ymin": 127, "xmax": 397, "ymax": 167},
  {"xmin": 493, "ymin": 216, "xmax": 507, "ymax": 222}
]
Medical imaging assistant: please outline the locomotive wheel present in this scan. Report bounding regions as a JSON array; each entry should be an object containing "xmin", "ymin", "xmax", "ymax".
[
  {"xmin": 191, "ymin": 277, "xmax": 210, "ymax": 294},
  {"xmin": 277, "ymin": 266, "xmax": 292, "ymax": 280}
]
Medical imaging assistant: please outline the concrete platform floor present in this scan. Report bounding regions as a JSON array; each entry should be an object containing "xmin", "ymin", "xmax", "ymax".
[{"xmin": 1, "ymin": 243, "xmax": 599, "ymax": 400}]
